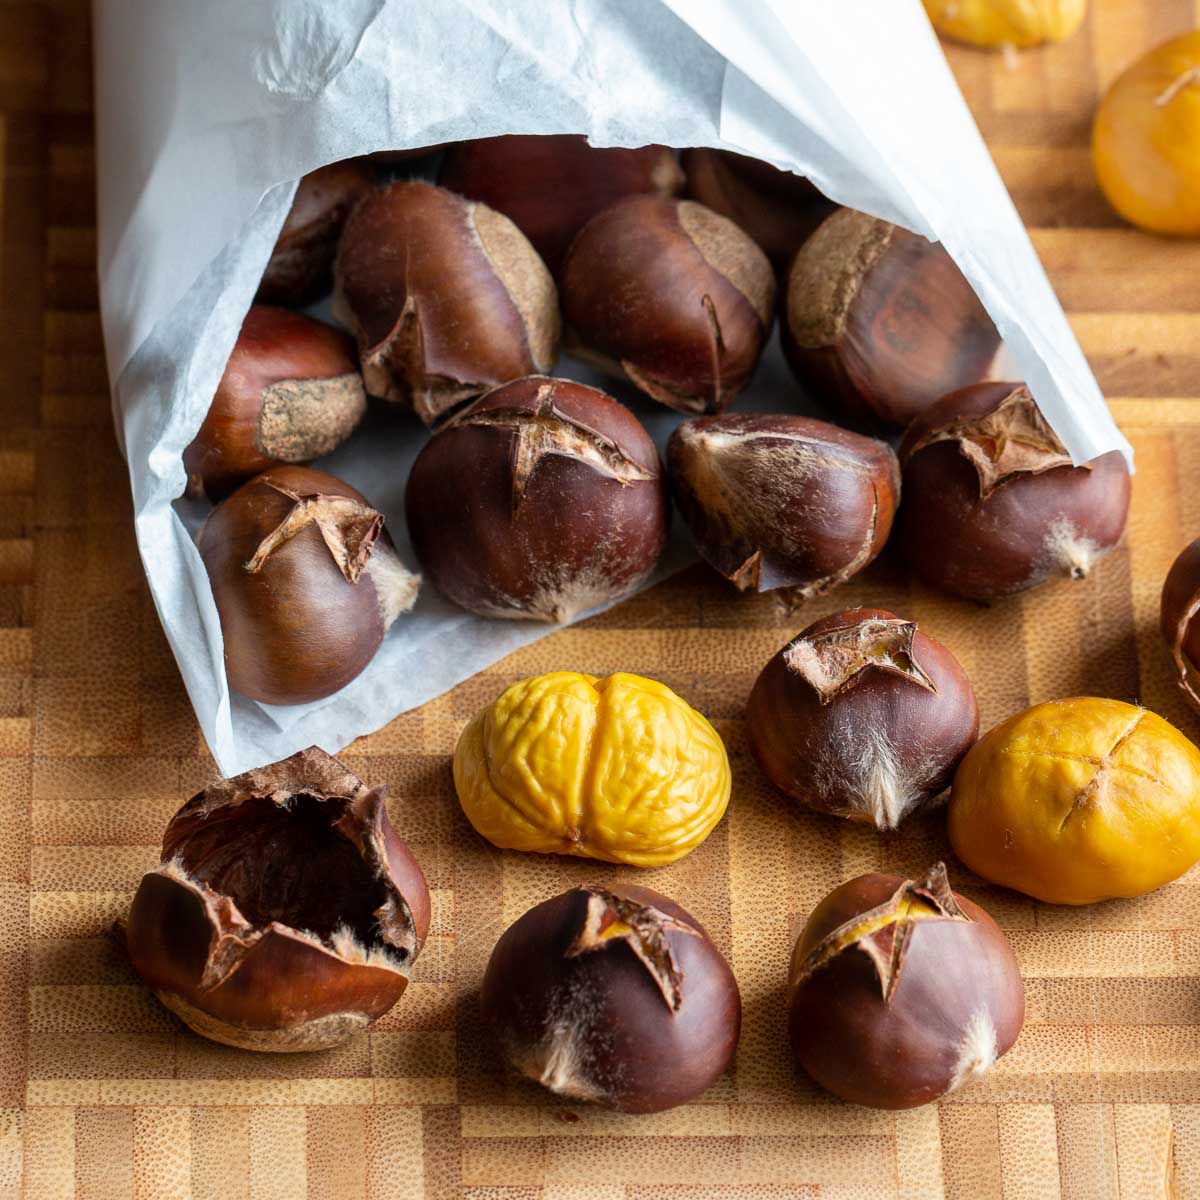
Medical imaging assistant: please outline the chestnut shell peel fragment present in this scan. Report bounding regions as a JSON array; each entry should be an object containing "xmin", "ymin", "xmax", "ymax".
[
  {"xmin": 482, "ymin": 884, "xmax": 741, "ymax": 1113},
  {"xmin": 1162, "ymin": 538, "xmax": 1200, "ymax": 712},
  {"xmin": 126, "ymin": 747, "xmax": 431, "ymax": 1052}
]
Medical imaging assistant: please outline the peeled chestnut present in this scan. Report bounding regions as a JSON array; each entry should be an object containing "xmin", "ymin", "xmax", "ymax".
[
  {"xmin": 125, "ymin": 747, "xmax": 431, "ymax": 1052},
  {"xmin": 898, "ymin": 381, "xmax": 1131, "ymax": 601},
  {"xmin": 682, "ymin": 148, "xmax": 833, "ymax": 270},
  {"xmin": 747, "ymin": 608, "xmax": 978, "ymax": 830},
  {"xmin": 440, "ymin": 135, "xmax": 684, "ymax": 275},
  {"xmin": 667, "ymin": 413, "xmax": 899, "ymax": 595},
  {"xmin": 1162, "ymin": 538, "xmax": 1200, "ymax": 711},
  {"xmin": 405, "ymin": 375, "xmax": 668, "ymax": 622},
  {"xmin": 482, "ymin": 884, "xmax": 740, "ymax": 1113},
  {"xmin": 183, "ymin": 306, "xmax": 367, "ymax": 501},
  {"xmin": 334, "ymin": 181, "xmax": 560, "ymax": 426},
  {"xmin": 198, "ymin": 464, "xmax": 419, "ymax": 705},
  {"xmin": 256, "ymin": 159, "xmax": 376, "ymax": 307},
  {"xmin": 781, "ymin": 207, "xmax": 1000, "ymax": 429},
  {"xmin": 788, "ymin": 863, "xmax": 1024, "ymax": 1109},
  {"xmin": 560, "ymin": 194, "xmax": 774, "ymax": 414}
]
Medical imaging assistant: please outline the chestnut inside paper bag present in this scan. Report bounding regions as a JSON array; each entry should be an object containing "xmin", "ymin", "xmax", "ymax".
[{"xmin": 93, "ymin": 0, "xmax": 1132, "ymax": 773}]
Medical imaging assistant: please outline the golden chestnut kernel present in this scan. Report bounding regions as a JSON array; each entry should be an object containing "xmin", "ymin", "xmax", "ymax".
[
  {"xmin": 184, "ymin": 306, "xmax": 367, "ymax": 501},
  {"xmin": 748, "ymin": 609, "xmax": 978, "ymax": 830},
  {"xmin": 198, "ymin": 465, "xmax": 419, "ymax": 705},
  {"xmin": 781, "ymin": 207, "xmax": 1000, "ymax": 429},
  {"xmin": 667, "ymin": 413, "xmax": 899, "ymax": 595},
  {"xmin": 334, "ymin": 181, "xmax": 560, "ymax": 426},
  {"xmin": 483, "ymin": 884, "xmax": 740, "ymax": 1112},
  {"xmin": 1162, "ymin": 537, "xmax": 1200, "ymax": 712},
  {"xmin": 897, "ymin": 381, "xmax": 1130, "ymax": 601},
  {"xmin": 788, "ymin": 864, "xmax": 1024, "ymax": 1109},
  {"xmin": 560, "ymin": 194, "xmax": 775, "ymax": 414},
  {"xmin": 125, "ymin": 747, "xmax": 431, "ymax": 1052},
  {"xmin": 923, "ymin": 0, "xmax": 1085, "ymax": 48},
  {"xmin": 440, "ymin": 135, "xmax": 684, "ymax": 275}
]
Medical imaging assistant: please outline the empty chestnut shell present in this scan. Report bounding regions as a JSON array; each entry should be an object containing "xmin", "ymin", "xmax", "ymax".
[
  {"xmin": 667, "ymin": 413, "xmax": 899, "ymax": 595},
  {"xmin": 256, "ymin": 159, "xmax": 376, "ymax": 307},
  {"xmin": 440, "ymin": 135, "xmax": 684, "ymax": 275},
  {"xmin": 560, "ymin": 194, "xmax": 775, "ymax": 414},
  {"xmin": 482, "ymin": 884, "xmax": 740, "ymax": 1113},
  {"xmin": 781, "ymin": 208, "xmax": 1000, "ymax": 429},
  {"xmin": 898, "ymin": 381, "xmax": 1131, "ymax": 601},
  {"xmin": 1162, "ymin": 538, "xmax": 1200, "ymax": 712},
  {"xmin": 788, "ymin": 863, "xmax": 1024, "ymax": 1109},
  {"xmin": 334, "ymin": 181, "xmax": 560, "ymax": 426},
  {"xmin": 125, "ymin": 747, "xmax": 431, "ymax": 1052},
  {"xmin": 405, "ymin": 375, "xmax": 668, "ymax": 622},
  {"xmin": 198, "ymin": 465, "xmax": 420, "ymax": 705},
  {"xmin": 184, "ymin": 306, "xmax": 367, "ymax": 501},
  {"xmin": 747, "ymin": 608, "xmax": 979, "ymax": 830}
]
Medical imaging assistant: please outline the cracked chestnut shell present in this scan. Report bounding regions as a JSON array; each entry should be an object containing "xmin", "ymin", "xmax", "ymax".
[
  {"xmin": 333, "ymin": 181, "xmax": 560, "ymax": 426},
  {"xmin": 405, "ymin": 376, "xmax": 668, "ymax": 623},
  {"xmin": 256, "ymin": 159, "xmax": 377, "ymax": 307},
  {"xmin": 667, "ymin": 414, "xmax": 899, "ymax": 595},
  {"xmin": 898, "ymin": 382, "xmax": 1131, "ymax": 601},
  {"xmin": 440, "ymin": 135, "xmax": 684, "ymax": 275},
  {"xmin": 747, "ymin": 608, "xmax": 978, "ymax": 830},
  {"xmin": 184, "ymin": 306, "xmax": 367, "ymax": 501},
  {"xmin": 198, "ymin": 465, "xmax": 420, "ymax": 705},
  {"xmin": 1163, "ymin": 538, "xmax": 1200, "ymax": 713},
  {"xmin": 788, "ymin": 863, "xmax": 1024, "ymax": 1109},
  {"xmin": 560, "ymin": 194, "xmax": 775, "ymax": 414},
  {"xmin": 482, "ymin": 884, "xmax": 740, "ymax": 1113},
  {"xmin": 781, "ymin": 208, "xmax": 1000, "ymax": 429},
  {"xmin": 125, "ymin": 747, "xmax": 431, "ymax": 1052}
]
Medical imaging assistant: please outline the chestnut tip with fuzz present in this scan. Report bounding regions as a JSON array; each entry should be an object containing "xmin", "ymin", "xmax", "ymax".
[
  {"xmin": 124, "ymin": 747, "xmax": 431, "ymax": 1052},
  {"xmin": 482, "ymin": 884, "xmax": 741, "ymax": 1113},
  {"xmin": 667, "ymin": 413, "xmax": 899, "ymax": 596},
  {"xmin": 898, "ymin": 381, "xmax": 1131, "ymax": 601},
  {"xmin": 747, "ymin": 608, "xmax": 979, "ymax": 830},
  {"xmin": 1162, "ymin": 538, "xmax": 1200, "ymax": 713},
  {"xmin": 788, "ymin": 863, "xmax": 1024, "ymax": 1109}
]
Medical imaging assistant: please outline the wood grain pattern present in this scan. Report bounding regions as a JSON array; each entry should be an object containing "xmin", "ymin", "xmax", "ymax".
[{"xmin": 6, "ymin": 1, "xmax": 1200, "ymax": 1195}]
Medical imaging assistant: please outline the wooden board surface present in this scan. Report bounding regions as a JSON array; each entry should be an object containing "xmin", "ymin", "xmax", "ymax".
[{"xmin": 6, "ymin": 1, "xmax": 1200, "ymax": 1196}]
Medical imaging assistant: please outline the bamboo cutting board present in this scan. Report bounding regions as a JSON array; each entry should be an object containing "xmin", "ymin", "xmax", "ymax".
[{"xmin": 7, "ymin": 1, "xmax": 1200, "ymax": 1196}]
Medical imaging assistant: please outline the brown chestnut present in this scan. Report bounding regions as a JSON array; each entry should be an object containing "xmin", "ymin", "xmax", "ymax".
[
  {"xmin": 440, "ymin": 135, "xmax": 684, "ymax": 275},
  {"xmin": 198, "ymin": 465, "xmax": 420, "ymax": 705},
  {"xmin": 482, "ymin": 884, "xmax": 740, "ymax": 1113},
  {"xmin": 681, "ymin": 147, "xmax": 833, "ymax": 271},
  {"xmin": 560, "ymin": 194, "xmax": 775, "ymax": 414},
  {"xmin": 1162, "ymin": 538, "xmax": 1200, "ymax": 711},
  {"xmin": 334, "ymin": 181, "xmax": 560, "ymax": 426},
  {"xmin": 405, "ymin": 375, "xmax": 668, "ymax": 622},
  {"xmin": 781, "ymin": 208, "xmax": 1000, "ymax": 429},
  {"xmin": 183, "ymin": 306, "xmax": 367, "ymax": 501},
  {"xmin": 256, "ymin": 160, "xmax": 376, "ymax": 307},
  {"xmin": 898, "ymin": 381, "xmax": 1131, "ymax": 601},
  {"xmin": 788, "ymin": 863, "xmax": 1024, "ymax": 1109},
  {"xmin": 747, "ymin": 608, "xmax": 978, "ymax": 830},
  {"xmin": 125, "ymin": 747, "xmax": 431, "ymax": 1052},
  {"xmin": 667, "ymin": 413, "xmax": 899, "ymax": 595}
]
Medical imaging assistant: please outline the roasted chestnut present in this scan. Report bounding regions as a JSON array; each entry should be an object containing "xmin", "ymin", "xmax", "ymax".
[
  {"xmin": 405, "ymin": 375, "xmax": 668, "ymax": 622},
  {"xmin": 788, "ymin": 863, "xmax": 1024, "ymax": 1109},
  {"xmin": 125, "ymin": 747, "xmax": 431, "ymax": 1052},
  {"xmin": 747, "ymin": 609, "xmax": 978, "ymax": 830},
  {"xmin": 440, "ymin": 135, "xmax": 684, "ymax": 275},
  {"xmin": 560, "ymin": 194, "xmax": 775, "ymax": 414},
  {"xmin": 482, "ymin": 884, "xmax": 740, "ymax": 1113},
  {"xmin": 667, "ymin": 413, "xmax": 899, "ymax": 595},
  {"xmin": 334, "ymin": 181, "xmax": 560, "ymax": 426},
  {"xmin": 897, "ymin": 381, "xmax": 1131, "ymax": 601},
  {"xmin": 1163, "ymin": 537, "xmax": 1200, "ymax": 711},
  {"xmin": 256, "ymin": 160, "xmax": 376, "ymax": 307},
  {"xmin": 781, "ymin": 207, "xmax": 1000, "ymax": 429},
  {"xmin": 183, "ymin": 306, "xmax": 367, "ymax": 501},
  {"xmin": 198, "ymin": 465, "xmax": 420, "ymax": 705}
]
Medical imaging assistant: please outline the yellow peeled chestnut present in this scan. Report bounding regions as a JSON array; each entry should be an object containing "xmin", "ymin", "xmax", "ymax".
[
  {"xmin": 923, "ymin": 0, "xmax": 1085, "ymax": 49},
  {"xmin": 453, "ymin": 671, "xmax": 730, "ymax": 867},
  {"xmin": 949, "ymin": 697, "xmax": 1200, "ymax": 905},
  {"xmin": 1093, "ymin": 33, "xmax": 1200, "ymax": 235}
]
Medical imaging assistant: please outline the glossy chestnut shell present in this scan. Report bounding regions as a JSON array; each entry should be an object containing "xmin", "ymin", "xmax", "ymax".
[{"xmin": 1163, "ymin": 537, "xmax": 1200, "ymax": 712}]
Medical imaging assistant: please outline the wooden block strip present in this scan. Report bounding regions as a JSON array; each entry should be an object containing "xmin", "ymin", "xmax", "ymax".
[
  {"xmin": 96, "ymin": 1080, "xmax": 375, "ymax": 1107},
  {"xmin": 133, "ymin": 1106, "xmax": 190, "ymax": 1200},
  {"xmin": 0, "ymin": 629, "xmax": 33, "ymax": 670},
  {"xmin": 22, "ymin": 1106, "xmax": 73, "ymax": 1200},
  {"xmin": 0, "ymin": 539, "xmax": 32, "ymax": 586},
  {"xmin": 0, "ymin": 453, "xmax": 34, "ymax": 495},
  {"xmin": 0, "ymin": 1109, "xmax": 21, "ymax": 1197}
]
